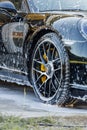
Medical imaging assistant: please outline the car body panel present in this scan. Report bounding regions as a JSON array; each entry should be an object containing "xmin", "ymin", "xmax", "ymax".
[
  {"xmin": 0, "ymin": 0, "xmax": 86, "ymax": 101},
  {"xmin": 2, "ymin": 22, "xmax": 29, "ymax": 53}
]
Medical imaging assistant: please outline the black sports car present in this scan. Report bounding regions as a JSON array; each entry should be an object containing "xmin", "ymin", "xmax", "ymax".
[{"xmin": 0, "ymin": 0, "xmax": 87, "ymax": 105}]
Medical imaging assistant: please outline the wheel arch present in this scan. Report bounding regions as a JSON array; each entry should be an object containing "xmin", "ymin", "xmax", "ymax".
[{"xmin": 23, "ymin": 26, "xmax": 62, "ymax": 57}]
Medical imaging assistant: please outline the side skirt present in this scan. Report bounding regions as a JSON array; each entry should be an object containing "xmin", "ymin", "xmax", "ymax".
[
  {"xmin": 0, "ymin": 66, "xmax": 32, "ymax": 87},
  {"xmin": 70, "ymin": 84, "xmax": 87, "ymax": 102}
]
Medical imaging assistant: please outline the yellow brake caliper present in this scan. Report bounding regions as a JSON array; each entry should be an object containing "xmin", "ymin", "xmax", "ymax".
[{"xmin": 41, "ymin": 53, "xmax": 48, "ymax": 83}]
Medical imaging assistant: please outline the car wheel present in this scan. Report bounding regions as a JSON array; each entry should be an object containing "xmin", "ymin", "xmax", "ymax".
[{"xmin": 29, "ymin": 32, "xmax": 70, "ymax": 105}]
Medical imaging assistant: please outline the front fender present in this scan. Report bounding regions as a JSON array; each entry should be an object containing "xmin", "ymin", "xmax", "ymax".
[
  {"xmin": 52, "ymin": 17, "xmax": 84, "ymax": 41},
  {"xmin": 52, "ymin": 17, "xmax": 87, "ymax": 60}
]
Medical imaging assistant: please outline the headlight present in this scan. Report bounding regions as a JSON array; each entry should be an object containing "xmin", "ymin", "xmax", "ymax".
[{"xmin": 78, "ymin": 19, "xmax": 87, "ymax": 40}]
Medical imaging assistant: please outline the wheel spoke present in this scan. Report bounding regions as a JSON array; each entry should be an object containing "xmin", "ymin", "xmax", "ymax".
[
  {"xmin": 33, "ymin": 58, "xmax": 43, "ymax": 65},
  {"xmin": 54, "ymin": 65, "xmax": 61, "ymax": 72},
  {"xmin": 48, "ymin": 80, "xmax": 51, "ymax": 97},
  {"xmin": 53, "ymin": 73, "xmax": 60, "ymax": 85},
  {"xmin": 53, "ymin": 58, "xmax": 61, "ymax": 63},
  {"xmin": 47, "ymin": 43, "xmax": 51, "ymax": 60},
  {"xmin": 34, "ymin": 74, "xmax": 42, "ymax": 84},
  {"xmin": 42, "ymin": 43, "xmax": 47, "ymax": 55},
  {"xmin": 52, "ymin": 79, "xmax": 58, "ymax": 91},
  {"xmin": 43, "ymin": 82, "xmax": 47, "ymax": 97},
  {"xmin": 38, "ymin": 78, "xmax": 49, "ymax": 90},
  {"xmin": 52, "ymin": 47, "xmax": 55, "ymax": 60},
  {"xmin": 42, "ymin": 43, "xmax": 48, "ymax": 62},
  {"xmin": 33, "ymin": 67, "xmax": 43, "ymax": 75},
  {"xmin": 39, "ymin": 47, "xmax": 45, "ymax": 64}
]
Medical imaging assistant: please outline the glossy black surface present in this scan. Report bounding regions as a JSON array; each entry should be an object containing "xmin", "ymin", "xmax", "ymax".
[
  {"xmin": 0, "ymin": 1, "xmax": 17, "ymax": 13},
  {"xmin": 0, "ymin": 0, "xmax": 86, "ymax": 101}
]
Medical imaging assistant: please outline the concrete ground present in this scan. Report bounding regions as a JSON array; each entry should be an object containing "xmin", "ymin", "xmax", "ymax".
[{"xmin": 0, "ymin": 81, "xmax": 87, "ymax": 118}]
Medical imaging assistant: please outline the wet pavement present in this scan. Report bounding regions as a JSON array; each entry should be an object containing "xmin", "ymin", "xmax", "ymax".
[{"xmin": 0, "ymin": 81, "xmax": 87, "ymax": 118}]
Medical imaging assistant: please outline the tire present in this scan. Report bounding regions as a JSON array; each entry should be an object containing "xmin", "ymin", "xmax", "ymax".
[{"xmin": 28, "ymin": 32, "xmax": 70, "ymax": 105}]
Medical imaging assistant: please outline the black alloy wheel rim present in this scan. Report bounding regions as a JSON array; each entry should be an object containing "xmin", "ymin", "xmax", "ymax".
[{"xmin": 32, "ymin": 39, "xmax": 63, "ymax": 101}]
